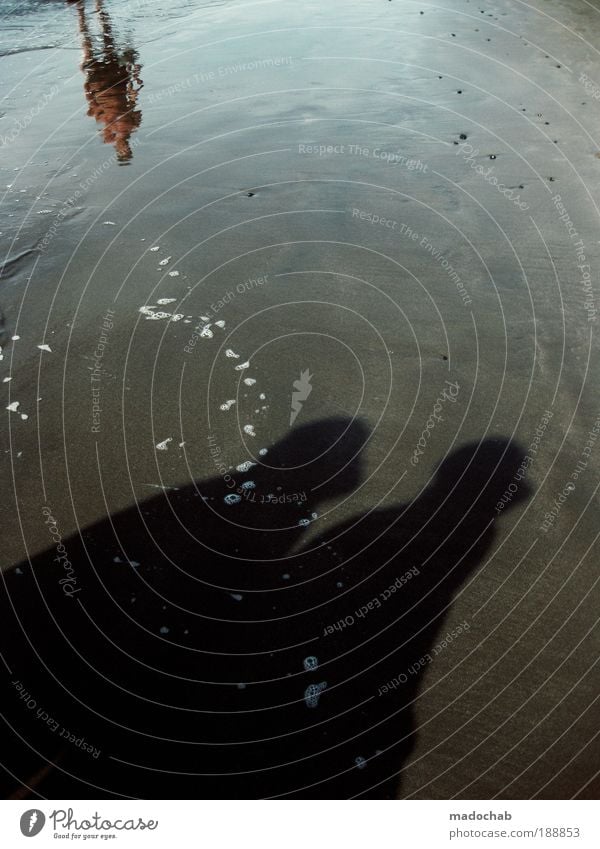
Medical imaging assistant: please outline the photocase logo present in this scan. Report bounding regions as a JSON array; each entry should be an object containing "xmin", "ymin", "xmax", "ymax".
[
  {"xmin": 290, "ymin": 369, "xmax": 313, "ymax": 425},
  {"xmin": 20, "ymin": 810, "xmax": 45, "ymax": 837}
]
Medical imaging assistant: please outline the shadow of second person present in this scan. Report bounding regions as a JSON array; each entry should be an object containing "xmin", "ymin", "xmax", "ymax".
[{"xmin": 287, "ymin": 436, "xmax": 532, "ymax": 798}]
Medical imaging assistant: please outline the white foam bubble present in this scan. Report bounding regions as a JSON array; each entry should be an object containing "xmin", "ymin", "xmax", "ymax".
[
  {"xmin": 304, "ymin": 681, "xmax": 327, "ymax": 708},
  {"xmin": 145, "ymin": 311, "xmax": 171, "ymax": 320}
]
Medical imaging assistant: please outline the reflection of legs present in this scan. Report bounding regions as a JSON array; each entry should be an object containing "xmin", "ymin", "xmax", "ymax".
[
  {"xmin": 74, "ymin": 0, "xmax": 93, "ymax": 66},
  {"xmin": 96, "ymin": 0, "xmax": 117, "ymax": 55}
]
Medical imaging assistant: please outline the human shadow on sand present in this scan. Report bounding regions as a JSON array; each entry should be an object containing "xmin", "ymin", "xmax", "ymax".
[{"xmin": 0, "ymin": 417, "xmax": 529, "ymax": 798}]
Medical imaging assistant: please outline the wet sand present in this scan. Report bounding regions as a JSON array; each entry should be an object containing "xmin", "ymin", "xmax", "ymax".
[{"xmin": 1, "ymin": 0, "xmax": 599, "ymax": 799}]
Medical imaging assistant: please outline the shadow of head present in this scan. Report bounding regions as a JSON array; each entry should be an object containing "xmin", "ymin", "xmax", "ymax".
[
  {"xmin": 427, "ymin": 437, "xmax": 532, "ymax": 522},
  {"xmin": 248, "ymin": 415, "xmax": 369, "ymax": 504},
  {"xmin": 144, "ymin": 416, "xmax": 370, "ymax": 557}
]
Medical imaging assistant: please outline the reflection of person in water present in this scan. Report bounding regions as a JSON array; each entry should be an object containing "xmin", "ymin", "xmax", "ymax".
[
  {"xmin": 72, "ymin": 0, "xmax": 142, "ymax": 162},
  {"xmin": 0, "ymin": 421, "xmax": 529, "ymax": 799}
]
